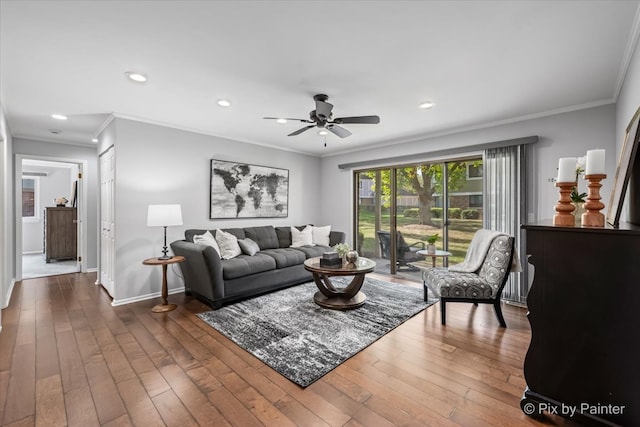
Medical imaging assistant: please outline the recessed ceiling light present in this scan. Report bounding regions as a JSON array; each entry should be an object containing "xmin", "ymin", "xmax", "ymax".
[
  {"xmin": 125, "ymin": 72, "xmax": 147, "ymax": 83},
  {"xmin": 51, "ymin": 114, "xmax": 67, "ymax": 120},
  {"xmin": 318, "ymin": 130, "xmax": 328, "ymax": 136},
  {"xmin": 91, "ymin": 138, "xmax": 98, "ymax": 143},
  {"xmin": 276, "ymin": 118, "xmax": 287, "ymax": 124},
  {"xmin": 419, "ymin": 101, "xmax": 435, "ymax": 109},
  {"xmin": 217, "ymin": 99, "xmax": 232, "ymax": 107}
]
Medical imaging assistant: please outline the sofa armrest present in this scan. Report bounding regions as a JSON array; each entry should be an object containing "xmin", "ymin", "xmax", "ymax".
[
  {"xmin": 329, "ymin": 231, "xmax": 346, "ymax": 246},
  {"xmin": 170, "ymin": 240, "xmax": 225, "ymax": 302}
]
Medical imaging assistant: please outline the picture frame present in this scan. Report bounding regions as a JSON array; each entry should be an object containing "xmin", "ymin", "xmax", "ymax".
[
  {"xmin": 607, "ymin": 106, "xmax": 640, "ymax": 227},
  {"xmin": 210, "ymin": 159, "xmax": 289, "ymax": 219}
]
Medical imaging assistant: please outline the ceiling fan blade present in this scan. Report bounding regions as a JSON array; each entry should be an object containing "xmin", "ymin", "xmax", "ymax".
[
  {"xmin": 333, "ymin": 115, "xmax": 380, "ymax": 124},
  {"xmin": 288, "ymin": 125, "xmax": 315, "ymax": 136},
  {"xmin": 263, "ymin": 117, "xmax": 313, "ymax": 123},
  {"xmin": 326, "ymin": 124, "xmax": 352, "ymax": 138},
  {"xmin": 315, "ymin": 100, "xmax": 333, "ymax": 120}
]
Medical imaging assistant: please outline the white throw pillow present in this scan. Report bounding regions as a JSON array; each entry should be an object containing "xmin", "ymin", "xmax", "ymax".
[
  {"xmin": 214, "ymin": 229, "xmax": 242, "ymax": 259},
  {"xmin": 290, "ymin": 226, "xmax": 314, "ymax": 247},
  {"xmin": 311, "ymin": 225, "xmax": 331, "ymax": 246},
  {"xmin": 192, "ymin": 230, "xmax": 221, "ymax": 258}
]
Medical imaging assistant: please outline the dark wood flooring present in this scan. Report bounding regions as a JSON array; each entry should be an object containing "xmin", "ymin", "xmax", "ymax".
[{"xmin": 0, "ymin": 272, "xmax": 573, "ymax": 426}]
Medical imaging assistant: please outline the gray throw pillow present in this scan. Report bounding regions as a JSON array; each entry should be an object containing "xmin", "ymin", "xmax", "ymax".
[{"xmin": 238, "ymin": 238, "xmax": 260, "ymax": 256}]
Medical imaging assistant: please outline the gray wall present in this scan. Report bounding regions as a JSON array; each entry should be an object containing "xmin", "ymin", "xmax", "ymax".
[
  {"xmin": 13, "ymin": 138, "xmax": 99, "ymax": 270},
  {"xmin": 615, "ymin": 35, "xmax": 640, "ymax": 222},
  {"xmin": 319, "ymin": 104, "xmax": 617, "ymax": 245},
  {"xmin": 103, "ymin": 117, "xmax": 322, "ymax": 304}
]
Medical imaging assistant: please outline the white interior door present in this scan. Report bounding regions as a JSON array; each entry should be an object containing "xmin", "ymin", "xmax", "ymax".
[{"xmin": 100, "ymin": 147, "xmax": 115, "ymax": 297}]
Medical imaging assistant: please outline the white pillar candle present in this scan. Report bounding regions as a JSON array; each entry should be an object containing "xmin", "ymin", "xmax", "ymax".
[
  {"xmin": 585, "ymin": 149, "xmax": 605, "ymax": 175},
  {"xmin": 557, "ymin": 157, "xmax": 577, "ymax": 182}
]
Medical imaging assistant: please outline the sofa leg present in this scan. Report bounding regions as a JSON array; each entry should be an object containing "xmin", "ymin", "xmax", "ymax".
[
  {"xmin": 441, "ymin": 299, "xmax": 446, "ymax": 325},
  {"xmin": 423, "ymin": 283, "xmax": 428, "ymax": 301},
  {"xmin": 494, "ymin": 301, "xmax": 507, "ymax": 328},
  {"xmin": 184, "ymin": 288, "xmax": 192, "ymax": 296}
]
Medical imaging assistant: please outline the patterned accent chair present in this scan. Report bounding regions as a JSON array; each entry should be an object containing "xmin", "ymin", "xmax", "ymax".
[{"xmin": 423, "ymin": 234, "xmax": 514, "ymax": 327}]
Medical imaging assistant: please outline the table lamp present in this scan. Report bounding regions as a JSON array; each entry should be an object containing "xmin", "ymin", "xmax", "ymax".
[{"xmin": 147, "ymin": 204, "xmax": 183, "ymax": 260}]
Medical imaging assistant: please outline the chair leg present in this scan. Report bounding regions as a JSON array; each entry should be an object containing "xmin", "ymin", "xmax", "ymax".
[
  {"xmin": 441, "ymin": 299, "xmax": 447, "ymax": 325},
  {"xmin": 494, "ymin": 300, "xmax": 507, "ymax": 328},
  {"xmin": 423, "ymin": 283, "xmax": 428, "ymax": 301}
]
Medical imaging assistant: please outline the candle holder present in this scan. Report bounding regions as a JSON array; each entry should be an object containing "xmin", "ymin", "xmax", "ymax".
[
  {"xmin": 553, "ymin": 181, "xmax": 576, "ymax": 227},
  {"xmin": 581, "ymin": 174, "xmax": 606, "ymax": 227}
]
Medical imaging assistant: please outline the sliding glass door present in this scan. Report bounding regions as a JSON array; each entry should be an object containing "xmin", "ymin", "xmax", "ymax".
[{"xmin": 355, "ymin": 157, "xmax": 483, "ymax": 281}]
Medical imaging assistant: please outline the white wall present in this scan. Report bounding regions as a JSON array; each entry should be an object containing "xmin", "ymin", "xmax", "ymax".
[
  {"xmin": 319, "ymin": 104, "xmax": 617, "ymax": 244},
  {"xmin": 13, "ymin": 138, "xmax": 99, "ymax": 270},
  {"xmin": 104, "ymin": 118, "xmax": 322, "ymax": 304},
  {"xmin": 615, "ymin": 29, "xmax": 640, "ymax": 222},
  {"xmin": 21, "ymin": 165, "xmax": 75, "ymax": 253}
]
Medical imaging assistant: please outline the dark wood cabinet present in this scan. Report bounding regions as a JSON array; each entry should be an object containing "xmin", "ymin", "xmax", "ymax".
[
  {"xmin": 521, "ymin": 221, "xmax": 640, "ymax": 426},
  {"xmin": 44, "ymin": 207, "xmax": 77, "ymax": 262}
]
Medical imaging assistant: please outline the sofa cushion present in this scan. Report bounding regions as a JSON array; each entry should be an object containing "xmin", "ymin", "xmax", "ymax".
[
  {"xmin": 291, "ymin": 245, "xmax": 334, "ymax": 259},
  {"xmin": 221, "ymin": 254, "xmax": 277, "ymax": 280},
  {"xmin": 215, "ymin": 229, "xmax": 242, "ymax": 260},
  {"xmin": 244, "ymin": 226, "xmax": 279, "ymax": 250},
  {"xmin": 291, "ymin": 226, "xmax": 314, "ymax": 247},
  {"xmin": 260, "ymin": 248, "xmax": 307, "ymax": 268},
  {"xmin": 238, "ymin": 238, "xmax": 260, "ymax": 256},
  {"xmin": 219, "ymin": 228, "xmax": 246, "ymax": 240}
]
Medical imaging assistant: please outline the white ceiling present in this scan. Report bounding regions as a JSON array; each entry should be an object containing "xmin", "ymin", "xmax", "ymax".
[{"xmin": 1, "ymin": 1, "xmax": 639, "ymax": 156}]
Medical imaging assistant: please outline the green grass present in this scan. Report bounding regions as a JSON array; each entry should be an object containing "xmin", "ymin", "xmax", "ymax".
[{"xmin": 357, "ymin": 209, "xmax": 481, "ymax": 264}]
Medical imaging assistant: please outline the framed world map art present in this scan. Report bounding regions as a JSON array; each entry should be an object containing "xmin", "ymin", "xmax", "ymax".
[{"xmin": 210, "ymin": 159, "xmax": 289, "ymax": 219}]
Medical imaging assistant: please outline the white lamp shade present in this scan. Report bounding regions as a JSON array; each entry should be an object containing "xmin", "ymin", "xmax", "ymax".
[{"xmin": 147, "ymin": 204, "xmax": 183, "ymax": 227}]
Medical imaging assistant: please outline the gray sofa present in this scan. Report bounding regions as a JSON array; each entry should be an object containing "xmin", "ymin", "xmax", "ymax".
[{"xmin": 170, "ymin": 225, "xmax": 345, "ymax": 309}]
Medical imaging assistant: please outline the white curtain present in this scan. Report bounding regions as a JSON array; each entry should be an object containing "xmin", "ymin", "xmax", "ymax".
[{"xmin": 483, "ymin": 145, "xmax": 528, "ymax": 304}]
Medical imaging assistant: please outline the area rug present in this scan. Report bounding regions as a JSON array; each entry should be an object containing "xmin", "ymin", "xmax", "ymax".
[{"xmin": 197, "ymin": 276, "xmax": 436, "ymax": 387}]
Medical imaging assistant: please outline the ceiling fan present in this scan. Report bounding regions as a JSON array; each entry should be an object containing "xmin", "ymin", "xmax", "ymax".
[{"xmin": 263, "ymin": 94, "xmax": 380, "ymax": 138}]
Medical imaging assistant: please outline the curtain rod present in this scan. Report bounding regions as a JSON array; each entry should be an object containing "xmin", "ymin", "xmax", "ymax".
[{"xmin": 337, "ymin": 135, "xmax": 539, "ymax": 170}]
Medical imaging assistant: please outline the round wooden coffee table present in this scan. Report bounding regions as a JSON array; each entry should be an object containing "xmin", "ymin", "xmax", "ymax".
[{"xmin": 303, "ymin": 257, "xmax": 376, "ymax": 310}]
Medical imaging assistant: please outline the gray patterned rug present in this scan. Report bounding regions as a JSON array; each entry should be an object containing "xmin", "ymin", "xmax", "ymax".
[{"xmin": 198, "ymin": 276, "xmax": 436, "ymax": 387}]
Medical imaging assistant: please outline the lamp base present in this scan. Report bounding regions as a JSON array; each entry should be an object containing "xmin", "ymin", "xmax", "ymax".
[{"xmin": 157, "ymin": 255, "xmax": 172, "ymax": 260}]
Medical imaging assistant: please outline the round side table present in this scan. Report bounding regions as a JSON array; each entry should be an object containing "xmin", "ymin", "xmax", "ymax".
[
  {"xmin": 416, "ymin": 249, "xmax": 452, "ymax": 268},
  {"xmin": 142, "ymin": 255, "xmax": 185, "ymax": 313}
]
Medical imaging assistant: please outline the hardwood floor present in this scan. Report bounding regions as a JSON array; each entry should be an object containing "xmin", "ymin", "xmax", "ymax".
[{"xmin": 0, "ymin": 272, "xmax": 573, "ymax": 426}]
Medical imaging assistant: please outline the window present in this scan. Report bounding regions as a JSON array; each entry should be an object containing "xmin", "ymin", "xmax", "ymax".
[
  {"xmin": 467, "ymin": 163, "xmax": 483, "ymax": 180},
  {"xmin": 469, "ymin": 194, "xmax": 483, "ymax": 207},
  {"xmin": 22, "ymin": 177, "xmax": 39, "ymax": 221}
]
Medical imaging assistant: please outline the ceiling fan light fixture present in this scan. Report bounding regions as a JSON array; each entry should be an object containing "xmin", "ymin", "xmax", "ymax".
[
  {"xmin": 51, "ymin": 114, "xmax": 67, "ymax": 120},
  {"xmin": 419, "ymin": 101, "xmax": 435, "ymax": 109},
  {"xmin": 276, "ymin": 118, "xmax": 287, "ymax": 124},
  {"xmin": 126, "ymin": 72, "xmax": 147, "ymax": 83},
  {"xmin": 318, "ymin": 130, "xmax": 328, "ymax": 136},
  {"xmin": 217, "ymin": 99, "xmax": 232, "ymax": 107}
]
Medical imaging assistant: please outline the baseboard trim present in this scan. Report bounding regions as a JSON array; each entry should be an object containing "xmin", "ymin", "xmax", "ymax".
[
  {"xmin": 111, "ymin": 287, "xmax": 185, "ymax": 307},
  {"xmin": 3, "ymin": 279, "xmax": 16, "ymax": 309}
]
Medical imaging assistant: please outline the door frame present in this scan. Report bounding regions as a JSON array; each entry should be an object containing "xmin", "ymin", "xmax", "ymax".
[{"xmin": 14, "ymin": 154, "xmax": 88, "ymax": 281}]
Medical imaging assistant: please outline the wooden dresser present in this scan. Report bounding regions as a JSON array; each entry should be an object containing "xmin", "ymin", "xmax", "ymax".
[
  {"xmin": 44, "ymin": 207, "xmax": 77, "ymax": 263},
  {"xmin": 521, "ymin": 221, "xmax": 640, "ymax": 426}
]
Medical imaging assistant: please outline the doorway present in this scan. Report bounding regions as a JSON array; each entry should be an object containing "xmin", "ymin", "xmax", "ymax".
[
  {"xmin": 15, "ymin": 156, "xmax": 87, "ymax": 280},
  {"xmin": 354, "ymin": 157, "xmax": 484, "ymax": 282}
]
